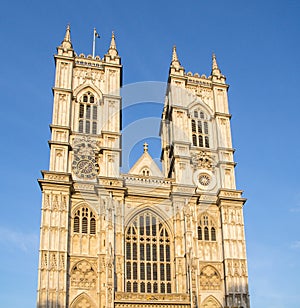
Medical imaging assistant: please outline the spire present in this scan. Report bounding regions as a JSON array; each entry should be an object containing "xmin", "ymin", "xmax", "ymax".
[
  {"xmin": 171, "ymin": 45, "xmax": 181, "ymax": 67},
  {"xmin": 64, "ymin": 24, "xmax": 71, "ymax": 43},
  {"xmin": 169, "ymin": 45, "xmax": 184, "ymax": 76},
  {"xmin": 60, "ymin": 24, "xmax": 73, "ymax": 50},
  {"xmin": 172, "ymin": 45, "xmax": 179, "ymax": 62},
  {"xmin": 211, "ymin": 53, "xmax": 221, "ymax": 75},
  {"xmin": 109, "ymin": 31, "xmax": 117, "ymax": 50},
  {"xmin": 105, "ymin": 31, "xmax": 119, "ymax": 60}
]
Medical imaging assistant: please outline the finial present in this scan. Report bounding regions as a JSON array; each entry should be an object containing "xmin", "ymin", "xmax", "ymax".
[
  {"xmin": 143, "ymin": 142, "xmax": 148, "ymax": 153},
  {"xmin": 211, "ymin": 52, "xmax": 221, "ymax": 76},
  {"xmin": 60, "ymin": 24, "xmax": 73, "ymax": 50},
  {"xmin": 106, "ymin": 31, "xmax": 118, "ymax": 59},
  {"xmin": 64, "ymin": 24, "xmax": 71, "ymax": 42},
  {"xmin": 172, "ymin": 45, "xmax": 178, "ymax": 62},
  {"xmin": 170, "ymin": 45, "xmax": 183, "ymax": 70},
  {"xmin": 109, "ymin": 31, "xmax": 117, "ymax": 50},
  {"xmin": 212, "ymin": 53, "xmax": 219, "ymax": 70}
]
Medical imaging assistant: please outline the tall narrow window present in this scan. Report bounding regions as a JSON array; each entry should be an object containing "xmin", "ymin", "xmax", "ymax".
[
  {"xmin": 197, "ymin": 226, "xmax": 202, "ymax": 240},
  {"xmin": 82, "ymin": 217, "xmax": 88, "ymax": 233},
  {"xmin": 78, "ymin": 92, "xmax": 98, "ymax": 134},
  {"xmin": 73, "ymin": 207, "xmax": 96, "ymax": 235},
  {"xmin": 204, "ymin": 227, "xmax": 209, "ymax": 240},
  {"xmin": 211, "ymin": 227, "xmax": 216, "ymax": 241},
  {"xmin": 198, "ymin": 215, "xmax": 217, "ymax": 242},
  {"xmin": 126, "ymin": 262, "xmax": 131, "ymax": 279},
  {"xmin": 90, "ymin": 218, "xmax": 96, "ymax": 234},
  {"xmin": 74, "ymin": 216, "xmax": 80, "ymax": 233},
  {"xmin": 191, "ymin": 108, "xmax": 210, "ymax": 148},
  {"xmin": 125, "ymin": 212, "xmax": 172, "ymax": 293}
]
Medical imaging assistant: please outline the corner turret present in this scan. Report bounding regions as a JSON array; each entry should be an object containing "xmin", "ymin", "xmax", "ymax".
[
  {"xmin": 104, "ymin": 31, "xmax": 120, "ymax": 64},
  {"xmin": 169, "ymin": 46, "xmax": 185, "ymax": 76},
  {"xmin": 211, "ymin": 53, "xmax": 226, "ymax": 83},
  {"xmin": 57, "ymin": 24, "xmax": 74, "ymax": 57}
]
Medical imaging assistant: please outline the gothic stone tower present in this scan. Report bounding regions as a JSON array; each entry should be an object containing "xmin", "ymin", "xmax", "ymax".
[{"xmin": 37, "ymin": 26, "xmax": 250, "ymax": 308}]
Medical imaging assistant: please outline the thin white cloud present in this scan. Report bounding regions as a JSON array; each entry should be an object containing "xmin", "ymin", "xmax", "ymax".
[
  {"xmin": 0, "ymin": 227, "xmax": 38, "ymax": 252},
  {"xmin": 290, "ymin": 241, "xmax": 300, "ymax": 249},
  {"xmin": 289, "ymin": 192, "xmax": 300, "ymax": 212},
  {"xmin": 290, "ymin": 207, "xmax": 300, "ymax": 213}
]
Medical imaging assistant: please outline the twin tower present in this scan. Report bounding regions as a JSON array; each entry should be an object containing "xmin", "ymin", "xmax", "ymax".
[{"xmin": 37, "ymin": 26, "xmax": 250, "ymax": 308}]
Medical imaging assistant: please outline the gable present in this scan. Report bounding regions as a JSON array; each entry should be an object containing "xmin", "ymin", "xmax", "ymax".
[{"xmin": 128, "ymin": 149, "xmax": 163, "ymax": 177}]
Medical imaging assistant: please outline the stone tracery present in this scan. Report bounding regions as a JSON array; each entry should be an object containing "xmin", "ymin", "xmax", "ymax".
[
  {"xmin": 71, "ymin": 260, "xmax": 96, "ymax": 289},
  {"xmin": 200, "ymin": 265, "xmax": 221, "ymax": 290}
]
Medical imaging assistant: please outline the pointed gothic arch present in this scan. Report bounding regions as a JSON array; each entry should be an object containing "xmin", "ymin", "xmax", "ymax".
[
  {"xmin": 70, "ymin": 292, "xmax": 96, "ymax": 308},
  {"xmin": 73, "ymin": 84, "xmax": 103, "ymax": 134},
  {"xmin": 201, "ymin": 295, "xmax": 222, "ymax": 308},
  {"xmin": 200, "ymin": 265, "xmax": 221, "ymax": 290},
  {"xmin": 73, "ymin": 83, "xmax": 103, "ymax": 102},
  {"xmin": 188, "ymin": 99, "xmax": 214, "ymax": 118},
  {"xmin": 125, "ymin": 207, "xmax": 173, "ymax": 236},
  {"xmin": 189, "ymin": 103, "xmax": 214, "ymax": 148}
]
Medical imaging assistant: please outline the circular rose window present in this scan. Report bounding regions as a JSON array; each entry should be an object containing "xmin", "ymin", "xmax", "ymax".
[{"xmin": 198, "ymin": 173, "xmax": 211, "ymax": 186}]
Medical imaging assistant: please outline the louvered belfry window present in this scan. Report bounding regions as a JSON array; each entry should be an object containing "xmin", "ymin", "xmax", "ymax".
[
  {"xmin": 78, "ymin": 92, "xmax": 98, "ymax": 134},
  {"xmin": 191, "ymin": 109, "xmax": 210, "ymax": 148}
]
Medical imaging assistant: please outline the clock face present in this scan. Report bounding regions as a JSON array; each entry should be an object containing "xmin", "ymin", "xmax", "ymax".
[{"xmin": 72, "ymin": 155, "xmax": 97, "ymax": 179}]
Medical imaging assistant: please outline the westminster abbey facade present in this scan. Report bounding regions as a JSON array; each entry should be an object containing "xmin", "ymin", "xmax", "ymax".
[{"xmin": 37, "ymin": 26, "xmax": 250, "ymax": 308}]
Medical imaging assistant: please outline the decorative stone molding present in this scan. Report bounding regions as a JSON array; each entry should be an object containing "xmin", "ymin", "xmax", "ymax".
[
  {"xmin": 43, "ymin": 193, "xmax": 68, "ymax": 211},
  {"xmin": 115, "ymin": 304, "xmax": 190, "ymax": 308},
  {"xmin": 191, "ymin": 151, "xmax": 215, "ymax": 171},
  {"xmin": 123, "ymin": 175, "xmax": 171, "ymax": 187},
  {"xmin": 70, "ymin": 260, "xmax": 97, "ymax": 289},
  {"xmin": 42, "ymin": 172, "xmax": 71, "ymax": 182},
  {"xmin": 73, "ymin": 183, "xmax": 95, "ymax": 191},
  {"xmin": 199, "ymin": 265, "xmax": 221, "ymax": 290},
  {"xmin": 115, "ymin": 292, "xmax": 190, "ymax": 302}
]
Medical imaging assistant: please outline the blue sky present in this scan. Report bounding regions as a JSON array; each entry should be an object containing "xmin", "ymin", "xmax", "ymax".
[{"xmin": 0, "ymin": 0, "xmax": 300, "ymax": 307}]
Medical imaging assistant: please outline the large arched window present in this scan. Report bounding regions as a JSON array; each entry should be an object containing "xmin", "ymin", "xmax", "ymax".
[
  {"xmin": 191, "ymin": 108, "xmax": 210, "ymax": 148},
  {"xmin": 78, "ymin": 92, "xmax": 98, "ymax": 134},
  {"xmin": 197, "ymin": 215, "xmax": 217, "ymax": 242},
  {"xmin": 125, "ymin": 211, "xmax": 172, "ymax": 294},
  {"xmin": 73, "ymin": 207, "xmax": 96, "ymax": 235}
]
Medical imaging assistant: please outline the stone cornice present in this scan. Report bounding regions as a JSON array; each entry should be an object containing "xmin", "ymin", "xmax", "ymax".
[
  {"xmin": 38, "ymin": 171, "xmax": 73, "ymax": 191},
  {"xmin": 102, "ymin": 94, "xmax": 122, "ymax": 100},
  {"xmin": 48, "ymin": 140, "xmax": 71, "ymax": 149},
  {"xmin": 54, "ymin": 54, "xmax": 75, "ymax": 61},
  {"xmin": 215, "ymin": 112, "xmax": 232, "ymax": 119},
  {"xmin": 52, "ymin": 87, "xmax": 73, "ymax": 94},
  {"xmin": 217, "ymin": 147, "xmax": 236, "ymax": 153},
  {"xmin": 216, "ymin": 161, "xmax": 237, "ymax": 167},
  {"xmin": 50, "ymin": 124, "xmax": 71, "ymax": 131},
  {"xmin": 217, "ymin": 189, "xmax": 247, "ymax": 205},
  {"xmin": 211, "ymin": 80, "xmax": 229, "ymax": 88}
]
